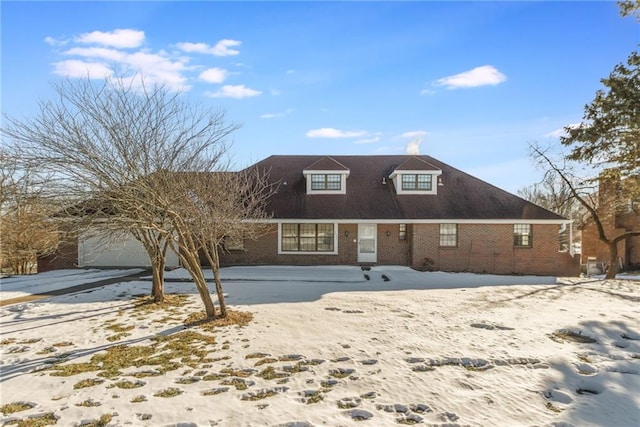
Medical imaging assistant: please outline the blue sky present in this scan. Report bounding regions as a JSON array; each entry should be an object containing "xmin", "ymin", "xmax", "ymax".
[{"xmin": 2, "ymin": 1, "xmax": 638, "ymax": 193}]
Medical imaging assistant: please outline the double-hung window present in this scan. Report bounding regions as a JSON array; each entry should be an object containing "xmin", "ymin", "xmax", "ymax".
[
  {"xmin": 281, "ymin": 223, "xmax": 335, "ymax": 252},
  {"xmin": 311, "ymin": 174, "xmax": 341, "ymax": 191},
  {"xmin": 439, "ymin": 224, "xmax": 457, "ymax": 247},
  {"xmin": 401, "ymin": 174, "xmax": 432, "ymax": 191},
  {"xmin": 514, "ymin": 224, "xmax": 532, "ymax": 247}
]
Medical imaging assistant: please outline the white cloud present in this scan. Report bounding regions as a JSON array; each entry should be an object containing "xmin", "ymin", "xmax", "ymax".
[
  {"xmin": 419, "ymin": 88, "xmax": 435, "ymax": 96},
  {"xmin": 400, "ymin": 130, "xmax": 427, "ymax": 139},
  {"xmin": 354, "ymin": 136, "xmax": 381, "ymax": 145},
  {"xmin": 260, "ymin": 108, "xmax": 294, "ymax": 119},
  {"xmin": 199, "ymin": 68, "xmax": 227, "ymax": 83},
  {"xmin": 306, "ymin": 128, "xmax": 368, "ymax": 138},
  {"xmin": 44, "ymin": 36, "xmax": 69, "ymax": 47},
  {"xmin": 64, "ymin": 47, "xmax": 126, "ymax": 62},
  {"xmin": 75, "ymin": 29, "xmax": 145, "ymax": 49},
  {"xmin": 175, "ymin": 39, "xmax": 241, "ymax": 56},
  {"xmin": 52, "ymin": 60, "xmax": 114, "ymax": 79},
  {"xmin": 545, "ymin": 123, "xmax": 583, "ymax": 138},
  {"xmin": 47, "ymin": 30, "xmax": 243, "ymax": 92},
  {"xmin": 435, "ymin": 65, "xmax": 506, "ymax": 89},
  {"xmin": 61, "ymin": 47, "xmax": 189, "ymax": 90},
  {"xmin": 205, "ymin": 85, "xmax": 261, "ymax": 98}
]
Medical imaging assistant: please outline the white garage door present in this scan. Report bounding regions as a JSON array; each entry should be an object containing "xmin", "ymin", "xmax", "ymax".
[{"xmin": 78, "ymin": 231, "xmax": 179, "ymax": 268}]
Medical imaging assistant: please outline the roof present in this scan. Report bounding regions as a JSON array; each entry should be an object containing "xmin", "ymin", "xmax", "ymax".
[
  {"xmin": 393, "ymin": 156, "xmax": 440, "ymax": 172},
  {"xmin": 303, "ymin": 156, "xmax": 350, "ymax": 171},
  {"xmin": 249, "ymin": 155, "xmax": 567, "ymax": 221}
]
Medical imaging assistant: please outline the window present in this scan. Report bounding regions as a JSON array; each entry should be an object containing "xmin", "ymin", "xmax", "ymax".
[
  {"xmin": 401, "ymin": 174, "xmax": 432, "ymax": 191},
  {"xmin": 399, "ymin": 224, "xmax": 407, "ymax": 240},
  {"xmin": 311, "ymin": 174, "xmax": 341, "ymax": 191},
  {"xmin": 281, "ymin": 223, "xmax": 335, "ymax": 252},
  {"xmin": 514, "ymin": 224, "xmax": 532, "ymax": 247},
  {"xmin": 439, "ymin": 224, "xmax": 457, "ymax": 247}
]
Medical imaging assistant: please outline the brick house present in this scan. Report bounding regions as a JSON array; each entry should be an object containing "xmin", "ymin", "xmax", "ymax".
[
  {"xmin": 219, "ymin": 155, "xmax": 578, "ymax": 276},
  {"xmin": 39, "ymin": 155, "xmax": 579, "ymax": 276},
  {"xmin": 580, "ymin": 173, "xmax": 640, "ymax": 272}
]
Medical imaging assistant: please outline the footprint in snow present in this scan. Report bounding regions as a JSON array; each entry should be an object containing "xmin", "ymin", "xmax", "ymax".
[
  {"xmin": 276, "ymin": 423, "xmax": 315, "ymax": 427},
  {"xmin": 346, "ymin": 409, "xmax": 374, "ymax": 421},
  {"xmin": 470, "ymin": 322, "xmax": 514, "ymax": 331},
  {"xmin": 621, "ymin": 332, "xmax": 640, "ymax": 341},
  {"xmin": 376, "ymin": 403, "xmax": 409, "ymax": 413},
  {"xmin": 337, "ymin": 397, "xmax": 361, "ymax": 409},
  {"xmin": 543, "ymin": 389, "xmax": 573, "ymax": 404},
  {"xmin": 575, "ymin": 362, "xmax": 597, "ymax": 375},
  {"xmin": 396, "ymin": 413, "xmax": 424, "ymax": 424}
]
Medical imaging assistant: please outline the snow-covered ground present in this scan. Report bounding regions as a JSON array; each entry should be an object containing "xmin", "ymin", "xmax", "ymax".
[
  {"xmin": 0, "ymin": 266, "xmax": 638, "ymax": 426},
  {"xmin": 0, "ymin": 268, "xmax": 144, "ymax": 301}
]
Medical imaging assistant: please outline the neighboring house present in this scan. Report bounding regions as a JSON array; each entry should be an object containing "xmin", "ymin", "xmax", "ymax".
[
  {"xmin": 581, "ymin": 173, "xmax": 640, "ymax": 272},
  {"xmin": 220, "ymin": 155, "xmax": 578, "ymax": 276},
  {"xmin": 39, "ymin": 155, "xmax": 579, "ymax": 276}
]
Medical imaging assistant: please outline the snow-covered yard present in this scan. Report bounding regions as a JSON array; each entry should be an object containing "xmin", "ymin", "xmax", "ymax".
[{"xmin": 0, "ymin": 266, "xmax": 638, "ymax": 426}]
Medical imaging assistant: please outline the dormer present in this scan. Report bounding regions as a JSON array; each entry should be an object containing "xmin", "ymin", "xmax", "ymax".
[
  {"xmin": 389, "ymin": 156, "xmax": 442, "ymax": 195},
  {"xmin": 303, "ymin": 156, "xmax": 350, "ymax": 195}
]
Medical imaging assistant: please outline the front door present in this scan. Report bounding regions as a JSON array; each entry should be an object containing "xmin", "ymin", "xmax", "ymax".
[{"xmin": 358, "ymin": 224, "xmax": 377, "ymax": 263}]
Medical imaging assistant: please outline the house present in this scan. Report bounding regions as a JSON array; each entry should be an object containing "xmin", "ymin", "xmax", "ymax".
[
  {"xmin": 38, "ymin": 155, "xmax": 579, "ymax": 276},
  {"xmin": 218, "ymin": 155, "xmax": 578, "ymax": 276},
  {"xmin": 581, "ymin": 173, "xmax": 639, "ymax": 272}
]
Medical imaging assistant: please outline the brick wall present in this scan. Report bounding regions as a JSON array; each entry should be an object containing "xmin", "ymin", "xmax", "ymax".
[
  {"xmin": 219, "ymin": 224, "xmax": 359, "ymax": 266},
  {"xmin": 376, "ymin": 223, "xmax": 411, "ymax": 265},
  {"xmin": 37, "ymin": 237, "xmax": 79, "ymax": 272},
  {"xmin": 410, "ymin": 223, "xmax": 578, "ymax": 276},
  {"xmin": 219, "ymin": 222, "xmax": 577, "ymax": 275},
  {"xmin": 581, "ymin": 174, "xmax": 640, "ymax": 270},
  {"xmin": 582, "ymin": 218, "xmax": 640, "ymax": 270}
]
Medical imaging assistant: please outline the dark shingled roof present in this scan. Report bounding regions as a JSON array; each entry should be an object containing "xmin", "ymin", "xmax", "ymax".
[
  {"xmin": 393, "ymin": 156, "xmax": 440, "ymax": 171},
  {"xmin": 303, "ymin": 156, "xmax": 350, "ymax": 171},
  {"xmin": 250, "ymin": 155, "xmax": 566, "ymax": 221}
]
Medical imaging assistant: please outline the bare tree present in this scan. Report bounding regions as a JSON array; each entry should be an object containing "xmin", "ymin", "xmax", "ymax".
[
  {"xmin": 518, "ymin": 171, "xmax": 582, "ymax": 220},
  {"xmin": 518, "ymin": 171, "xmax": 584, "ymax": 253},
  {"xmin": 2, "ymin": 75, "xmax": 238, "ymax": 303},
  {"xmin": 0, "ymin": 150, "xmax": 60, "ymax": 274},
  {"xmin": 531, "ymin": 145, "xmax": 639, "ymax": 278},
  {"xmin": 166, "ymin": 168, "xmax": 274, "ymax": 318}
]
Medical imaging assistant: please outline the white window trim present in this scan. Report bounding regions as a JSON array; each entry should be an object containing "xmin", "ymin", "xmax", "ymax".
[
  {"xmin": 303, "ymin": 169, "xmax": 350, "ymax": 195},
  {"xmin": 389, "ymin": 170, "xmax": 442, "ymax": 195},
  {"xmin": 439, "ymin": 223, "xmax": 457, "ymax": 247},
  {"xmin": 277, "ymin": 222, "xmax": 339, "ymax": 255}
]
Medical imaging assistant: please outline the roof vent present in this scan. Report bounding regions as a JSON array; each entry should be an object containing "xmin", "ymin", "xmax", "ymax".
[{"xmin": 382, "ymin": 177, "xmax": 387, "ymax": 185}]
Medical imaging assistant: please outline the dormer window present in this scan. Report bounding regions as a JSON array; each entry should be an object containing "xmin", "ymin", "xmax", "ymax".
[
  {"xmin": 401, "ymin": 174, "xmax": 432, "ymax": 191},
  {"xmin": 390, "ymin": 156, "xmax": 442, "ymax": 195},
  {"xmin": 311, "ymin": 174, "xmax": 342, "ymax": 191},
  {"xmin": 303, "ymin": 156, "xmax": 350, "ymax": 195}
]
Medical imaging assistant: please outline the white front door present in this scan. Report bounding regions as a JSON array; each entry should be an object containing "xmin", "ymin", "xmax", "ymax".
[{"xmin": 358, "ymin": 224, "xmax": 377, "ymax": 263}]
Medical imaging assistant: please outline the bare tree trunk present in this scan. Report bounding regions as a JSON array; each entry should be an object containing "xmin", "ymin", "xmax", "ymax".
[
  {"xmin": 181, "ymin": 248, "xmax": 216, "ymax": 318},
  {"xmin": 138, "ymin": 230, "xmax": 169, "ymax": 303},
  {"xmin": 208, "ymin": 244, "xmax": 227, "ymax": 318},
  {"xmin": 150, "ymin": 257, "xmax": 165, "ymax": 303},
  {"xmin": 606, "ymin": 241, "xmax": 620, "ymax": 279}
]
